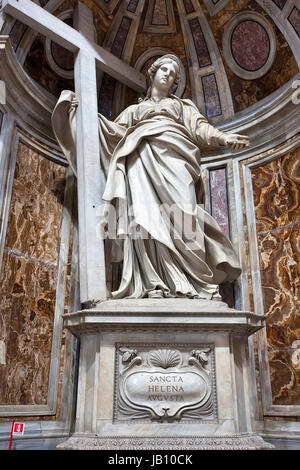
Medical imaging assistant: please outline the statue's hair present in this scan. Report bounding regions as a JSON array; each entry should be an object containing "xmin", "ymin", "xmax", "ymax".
[{"xmin": 139, "ymin": 54, "xmax": 181, "ymax": 102}]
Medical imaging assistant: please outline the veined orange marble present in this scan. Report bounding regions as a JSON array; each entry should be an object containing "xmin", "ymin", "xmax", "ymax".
[
  {"xmin": 0, "ymin": 142, "xmax": 66, "ymax": 405},
  {"xmin": 252, "ymin": 148, "xmax": 300, "ymax": 405}
]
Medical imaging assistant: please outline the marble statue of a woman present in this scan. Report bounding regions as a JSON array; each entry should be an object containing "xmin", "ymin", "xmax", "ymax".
[{"xmin": 52, "ymin": 54, "xmax": 250, "ymax": 301}]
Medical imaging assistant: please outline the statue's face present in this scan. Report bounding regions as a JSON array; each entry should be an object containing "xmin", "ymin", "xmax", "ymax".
[{"xmin": 153, "ymin": 60, "xmax": 178, "ymax": 92}]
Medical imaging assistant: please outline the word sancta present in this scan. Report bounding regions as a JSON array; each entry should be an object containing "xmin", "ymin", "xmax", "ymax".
[{"xmin": 149, "ymin": 375, "xmax": 184, "ymax": 383}]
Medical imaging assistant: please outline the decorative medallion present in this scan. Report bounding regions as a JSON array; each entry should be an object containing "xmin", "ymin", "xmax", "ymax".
[
  {"xmin": 114, "ymin": 343, "xmax": 217, "ymax": 423},
  {"xmin": 222, "ymin": 12, "xmax": 277, "ymax": 80},
  {"xmin": 231, "ymin": 21, "xmax": 270, "ymax": 72}
]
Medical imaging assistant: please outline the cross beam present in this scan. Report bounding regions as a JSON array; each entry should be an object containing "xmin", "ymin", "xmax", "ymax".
[{"xmin": 1, "ymin": 0, "xmax": 146, "ymax": 93}]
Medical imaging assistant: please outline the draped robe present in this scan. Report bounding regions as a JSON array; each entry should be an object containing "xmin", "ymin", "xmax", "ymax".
[{"xmin": 52, "ymin": 91, "xmax": 241, "ymax": 300}]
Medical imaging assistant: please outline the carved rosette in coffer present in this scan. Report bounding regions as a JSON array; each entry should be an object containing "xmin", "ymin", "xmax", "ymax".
[{"xmin": 113, "ymin": 344, "xmax": 218, "ymax": 423}]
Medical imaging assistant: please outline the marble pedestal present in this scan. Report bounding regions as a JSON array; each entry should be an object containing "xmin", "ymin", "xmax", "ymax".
[{"xmin": 57, "ymin": 299, "xmax": 273, "ymax": 450}]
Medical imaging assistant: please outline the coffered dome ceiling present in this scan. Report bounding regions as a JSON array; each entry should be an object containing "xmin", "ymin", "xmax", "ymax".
[{"xmin": 4, "ymin": 0, "xmax": 300, "ymax": 122}]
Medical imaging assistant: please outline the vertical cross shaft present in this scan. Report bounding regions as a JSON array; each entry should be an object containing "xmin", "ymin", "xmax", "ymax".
[{"xmin": 73, "ymin": 2, "xmax": 107, "ymax": 306}]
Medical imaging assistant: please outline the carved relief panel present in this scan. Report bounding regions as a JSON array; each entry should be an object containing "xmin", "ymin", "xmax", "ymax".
[{"xmin": 114, "ymin": 343, "xmax": 218, "ymax": 423}]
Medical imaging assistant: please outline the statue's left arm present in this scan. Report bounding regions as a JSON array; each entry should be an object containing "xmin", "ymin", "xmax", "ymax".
[{"xmin": 181, "ymin": 99, "xmax": 250, "ymax": 150}]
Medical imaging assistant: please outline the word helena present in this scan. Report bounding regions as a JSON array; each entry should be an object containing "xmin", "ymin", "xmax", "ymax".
[{"xmin": 148, "ymin": 385, "xmax": 184, "ymax": 393}]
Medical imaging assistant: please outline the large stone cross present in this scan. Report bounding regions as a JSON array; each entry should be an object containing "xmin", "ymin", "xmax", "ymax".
[{"xmin": 1, "ymin": 0, "xmax": 147, "ymax": 306}]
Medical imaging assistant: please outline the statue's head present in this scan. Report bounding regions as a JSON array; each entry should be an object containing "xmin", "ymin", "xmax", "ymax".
[
  {"xmin": 148, "ymin": 54, "xmax": 181, "ymax": 95},
  {"xmin": 140, "ymin": 54, "xmax": 181, "ymax": 101}
]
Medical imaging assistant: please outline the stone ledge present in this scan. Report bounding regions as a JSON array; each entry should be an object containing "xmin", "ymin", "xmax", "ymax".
[
  {"xmin": 57, "ymin": 433, "xmax": 274, "ymax": 450},
  {"xmin": 62, "ymin": 299, "xmax": 265, "ymax": 337}
]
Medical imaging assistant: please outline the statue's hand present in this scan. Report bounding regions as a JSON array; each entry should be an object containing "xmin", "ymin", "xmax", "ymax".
[
  {"xmin": 225, "ymin": 133, "xmax": 250, "ymax": 151},
  {"xmin": 68, "ymin": 96, "xmax": 79, "ymax": 115}
]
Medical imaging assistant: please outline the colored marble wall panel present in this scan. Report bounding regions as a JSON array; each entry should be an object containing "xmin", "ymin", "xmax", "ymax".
[
  {"xmin": 288, "ymin": 7, "xmax": 300, "ymax": 38},
  {"xmin": 0, "ymin": 142, "xmax": 66, "ymax": 405},
  {"xmin": 252, "ymin": 148, "xmax": 300, "ymax": 405},
  {"xmin": 231, "ymin": 20, "xmax": 270, "ymax": 72},
  {"xmin": 152, "ymin": 0, "xmax": 168, "ymax": 25},
  {"xmin": 272, "ymin": 0, "xmax": 288, "ymax": 9},
  {"xmin": 209, "ymin": 168, "xmax": 234, "ymax": 307},
  {"xmin": 98, "ymin": 73, "xmax": 116, "ymax": 119},
  {"xmin": 201, "ymin": 74, "xmax": 222, "ymax": 118},
  {"xmin": 209, "ymin": 168, "xmax": 230, "ymax": 238},
  {"xmin": 183, "ymin": 0, "xmax": 195, "ymax": 14},
  {"xmin": 111, "ymin": 17, "xmax": 132, "ymax": 58},
  {"xmin": 127, "ymin": 0, "xmax": 139, "ymax": 13},
  {"xmin": 188, "ymin": 18, "xmax": 211, "ymax": 68}
]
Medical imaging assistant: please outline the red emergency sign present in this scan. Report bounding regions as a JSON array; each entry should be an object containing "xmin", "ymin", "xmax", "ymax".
[{"xmin": 13, "ymin": 422, "xmax": 25, "ymax": 435}]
